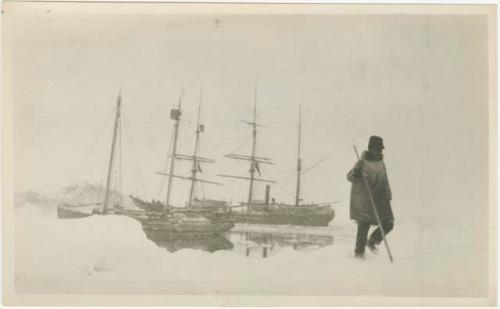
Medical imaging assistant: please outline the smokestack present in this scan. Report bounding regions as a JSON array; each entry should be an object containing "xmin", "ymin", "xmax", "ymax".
[{"xmin": 265, "ymin": 185, "xmax": 271, "ymax": 204}]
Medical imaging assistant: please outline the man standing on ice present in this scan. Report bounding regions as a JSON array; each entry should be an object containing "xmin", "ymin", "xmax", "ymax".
[{"xmin": 347, "ymin": 135, "xmax": 394, "ymax": 259}]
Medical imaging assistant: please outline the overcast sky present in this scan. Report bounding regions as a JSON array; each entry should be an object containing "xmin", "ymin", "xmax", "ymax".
[{"xmin": 4, "ymin": 4, "xmax": 491, "ymax": 228}]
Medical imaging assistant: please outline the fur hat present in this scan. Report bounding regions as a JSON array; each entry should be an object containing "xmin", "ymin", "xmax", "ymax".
[{"xmin": 368, "ymin": 135, "xmax": 384, "ymax": 150}]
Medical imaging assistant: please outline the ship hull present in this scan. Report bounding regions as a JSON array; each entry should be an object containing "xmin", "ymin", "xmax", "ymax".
[
  {"xmin": 57, "ymin": 205, "xmax": 96, "ymax": 219},
  {"xmin": 230, "ymin": 205, "xmax": 335, "ymax": 226},
  {"xmin": 128, "ymin": 197, "xmax": 235, "ymax": 237},
  {"xmin": 141, "ymin": 219, "xmax": 235, "ymax": 238},
  {"xmin": 122, "ymin": 209, "xmax": 235, "ymax": 238}
]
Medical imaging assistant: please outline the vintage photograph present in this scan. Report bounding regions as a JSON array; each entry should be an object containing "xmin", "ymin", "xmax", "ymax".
[{"xmin": 1, "ymin": 2, "xmax": 496, "ymax": 306}]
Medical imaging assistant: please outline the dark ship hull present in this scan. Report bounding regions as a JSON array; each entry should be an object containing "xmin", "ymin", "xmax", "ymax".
[
  {"xmin": 230, "ymin": 203, "xmax": 335, "ymax": 226},
  {"xmin": 138, "ymin": 213, "xmax": 235, "ymax": 237},
  {"xmin": 127, "ymin": 197, "xmax": 235, "ymax": 237},
  {"xmin": 57, "ymin": 204, "xmax": 98, "ymax": 219}
]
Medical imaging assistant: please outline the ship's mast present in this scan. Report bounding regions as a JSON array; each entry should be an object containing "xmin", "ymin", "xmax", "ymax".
[
  {"xmin": 295, "ymin": 105, "xmax": 302, "ymax": 206},
  {"xmin": 103, "ymin": 89, "xmax": 122, "ymax": 213},
  {"xmin": 188, "ymin": 89, "xmax": 203, "ymax": 208},
  {"xmin": 157, "ymin": 88, "xmax": 219, "ymax": 209},
  {"xmin": 247, "ymin": 81, "xmax": 258, "ymax": 207},
  {"xmin": 165, "ymin": 93, "xmax": 183, "ymax": 211},
  {"xmin": 219, "ymin": 80, "xmax": 275, "ymax": 208}
]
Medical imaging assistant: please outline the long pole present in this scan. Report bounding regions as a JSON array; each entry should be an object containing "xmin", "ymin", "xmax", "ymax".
[
  {"xmin": 165, "ymin": 93, "xmax": 182, "ymax": 211},
  {"xmin": 188, "ymin": 88, "xmax": 203, "ymax": 208},
  {"xmin": 353, "ymin": 145, "xmax": 394, "ymax": 263},
  {"xmin": 295, "ymin": 105, "xmax": 302, "ymax": 206},
  {"xmin": 247, "ymin": 80, "xmax": 257, "ymax": 209},
  {"xmin": 103, "ymin": 90, "xmax": 122, "ymax": 213}
]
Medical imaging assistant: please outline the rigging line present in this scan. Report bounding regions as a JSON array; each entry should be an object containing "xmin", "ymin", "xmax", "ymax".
[
  {"xmin": 201, "ymin": 181, "xmax": 206, "ymax": 200},
  {"xmin": 209, "ymin": 138, "xmax": 246, "ymax": 152},
  {"xmin": 301, "ymin": 156, "xmax": 333, "ymax": 175},
  {"xmin": 100, "ymin": 164, "xmax": 109, "ymax": 208},
  {"xmin": 220, "ymin": 158, "xmax": 242, "ymax": 174},
  {"xmin": 121, "ymin": 116, "xmax": 147, "ymax": 199},
  {"xmin": 110, "ymin": 165, "xmax": 118, "ymax": 203},
  {"xmin": 123, "ymin": 94, "xmax": 163, "ymax": 106},
  {"xmin": 123, "ymin": 125, "xmax": 138, "ymax": 200},
  {"xmin": 227, "ymin": 137, "xmax": 252, "ymax": 156},
  {"xmin": 278, "ymin": 176, "xmax": 296, "ymax": 186},
  {"xmin": 252, "ymin": 121, "xmax": 291, "ymax": 130},
  {"xmin": 120, "ymin": 113, "xmax": 129, "ymax": 199},
  {"xmin": 143, "ymin": 172, "xmax": 158, "ymax": 199},
  {"xmin": 274, "ymin": 183, "xmax": 295, "ymax": 198},
  {"xmin": 119, "ymin": 113, "xmax": 123, "ymax": 205},
  {"xmin": 71, "ymin": 106, "xmax": 115, "ymax": 184},
  {"xmin": 131, "ymin": 141, "xmax": 147, "ymax": 199},
  {"xmin": 132, "ymin": 123, "xmax": 165, "ymax": 198},
  {"xmin": 96, "ymin": 178, "xmax": 104, "ymax": 204},
  {"xmin": 259, "ymin": 169, "xmax": 293, "ymax": 198},
  {"xmin": 271, "ymin": 166, "xmax": 296, "ymax": 176},
  {"xmin": 157, "ymin": 126, "xmax": 176, "ymax": 199},
  {"xmin": 182, "ymin": 113, "xmax": 195, "ymax": 126}
]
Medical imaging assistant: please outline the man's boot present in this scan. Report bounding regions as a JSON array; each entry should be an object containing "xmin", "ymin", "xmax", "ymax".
[
  {"xmin": 354, "ymin": 251, "xmax": 365, "ymax": 259},
  {"xmin": 367, "ymin": 239, "xmax": 378, "ymax": 254}
]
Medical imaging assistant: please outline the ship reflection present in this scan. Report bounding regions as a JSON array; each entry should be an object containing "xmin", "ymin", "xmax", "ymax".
[
  {"xmin": 228, "ymin": 230, "xmax": 334, "ymax": 258},
  {"xmin": 144, "ymin": 226, "xmax": 335, "ymax": 257},
  {"xmin": 144, "ymin": 230, "xmax": 234, "ymax": 253}
]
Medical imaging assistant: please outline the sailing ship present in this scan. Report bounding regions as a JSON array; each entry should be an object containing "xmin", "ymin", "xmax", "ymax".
[
  {"xmin": 57, "ymin": 91, "xmax": 126, "ymax": 219},
  {"xmin": 129, "ymin": 89, "xmax": 235, "ymax": 236},
  {"xmin": 220, "ymin": 84, "xmax": 335, "ymax": 226},
  {"xmin": 58, "ymin": 90, "xmax": 234, "ymax": 238}
]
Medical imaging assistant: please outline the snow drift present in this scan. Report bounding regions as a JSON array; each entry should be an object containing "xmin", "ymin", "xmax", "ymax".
[{"xmin": 14, "ymin": 201, "xmax": 490, "ymax": 298}]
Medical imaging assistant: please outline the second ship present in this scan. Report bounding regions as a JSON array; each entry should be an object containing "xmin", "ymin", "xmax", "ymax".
[{"xmin": 219, "ymin": 83, "xmax": 335, "ymax": 227}]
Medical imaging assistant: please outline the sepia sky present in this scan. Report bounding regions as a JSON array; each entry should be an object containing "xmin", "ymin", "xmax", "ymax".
[{"xmin": 4, "ymin": 4, "xmax": 491, "ymax": 227}]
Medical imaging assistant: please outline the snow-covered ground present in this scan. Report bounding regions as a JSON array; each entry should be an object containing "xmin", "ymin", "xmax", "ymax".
[{"xmin": 14, "ymin": 201, "xmax": 491, "ymax": 299}]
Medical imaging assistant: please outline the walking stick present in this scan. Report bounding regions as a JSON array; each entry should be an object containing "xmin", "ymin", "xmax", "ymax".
[{"xmin": 353, "ymin": 145, "xmax": 394, "ymax": 263}]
